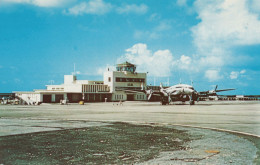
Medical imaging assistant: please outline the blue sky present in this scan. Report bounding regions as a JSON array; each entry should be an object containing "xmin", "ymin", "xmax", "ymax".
[{"xmin": 0, "ymin": 0, "xmax": 260, "ymax": 95}]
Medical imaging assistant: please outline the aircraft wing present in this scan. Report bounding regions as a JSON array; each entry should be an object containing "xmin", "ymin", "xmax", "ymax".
[
  {"xmin": 124, "ymin": 90, "xmax": 162, "ymax": 96},
  {"xmin": 215, "ymin": 89, "xmax": 235, "ymax": 92},
  {"xmin": 150, "ymin": 92, "xmax": 162, "ymax": 96}
]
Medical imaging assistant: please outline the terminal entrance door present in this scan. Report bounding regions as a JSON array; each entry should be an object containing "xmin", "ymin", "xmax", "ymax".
[
  {"xmin": 127, "ymin": 94, "xmax": 134, "ymax": 101},
  {"xmin": 55, "ymin": 94, "xmax": 64, "ymax": 103},
  {"xmin": 43, "ymin": 95, "xmax": 51, "ymax": 103}
]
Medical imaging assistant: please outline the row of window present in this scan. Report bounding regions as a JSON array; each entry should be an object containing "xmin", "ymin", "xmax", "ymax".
[
  {"xmin": 116, "ymin": 66, "xmax": 136, "ymax": 72},
  {"xmin": 137, "ymin": 95, "xmax": 145, "ymax": 100},
  {"xmin": 115, "ymin": 94, "xmax": 124, "ymax": 100},
  {"xmin": 127, "ymin": 83, "xmax": 133, "ymax": 86},
  {"xmin": 82, "ymin": 85, "xmax": 109, "ymax": 93},
  {"xmin": 116, "ymin": 77, "xmax": 145, "ymax": 82},
  {"xmin": 52, "ymin": 88, "xmax": 64, "ymax": 90}
]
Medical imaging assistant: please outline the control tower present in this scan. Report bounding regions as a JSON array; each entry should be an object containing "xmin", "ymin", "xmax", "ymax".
[
  {"xmin": 104, "ymin": 61, "xmax": 147, "ymax": 101},
  {"xmin": 116, "ymin": 61, "xmax": 136, "ymax": 72}
]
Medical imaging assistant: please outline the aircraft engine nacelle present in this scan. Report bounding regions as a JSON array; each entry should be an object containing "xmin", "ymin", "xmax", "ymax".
[{"xmin": 183, "ymin": 88, "xmax": 194, "ymax": 95}]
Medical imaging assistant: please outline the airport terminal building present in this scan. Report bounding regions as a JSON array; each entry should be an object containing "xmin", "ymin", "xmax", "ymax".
[{"xmin": 14, "ymin": 62, "xmax": 147, "ymax": 103}]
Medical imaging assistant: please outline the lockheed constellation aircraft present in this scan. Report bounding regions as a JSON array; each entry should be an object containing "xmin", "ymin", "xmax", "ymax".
[
  {"xmin": 126, "ymin": 83, "xmax": 235, "ymax": 105},
  {"xmin": 146, "ymin": 83, "xmax": 235, "ymax": 105},
  {"xmin": 146, "ymin": 83, "xmax": 199, "ymax": 105}
]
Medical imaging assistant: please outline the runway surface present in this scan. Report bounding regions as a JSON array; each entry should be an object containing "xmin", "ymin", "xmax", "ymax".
[{"xmin": 0, "ymin": 101, "xmax": 259, "ymax": 164}]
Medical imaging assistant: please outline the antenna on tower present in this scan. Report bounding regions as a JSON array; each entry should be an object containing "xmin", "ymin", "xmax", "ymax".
[{"xmin": 73, "ymin": 63, "xmax": 76, "ymax": 75}]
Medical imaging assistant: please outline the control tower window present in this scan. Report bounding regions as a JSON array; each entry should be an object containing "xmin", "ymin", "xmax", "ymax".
[{"xmin": 116, "ymin": 61, "xmax": 136, "ymax": 73}]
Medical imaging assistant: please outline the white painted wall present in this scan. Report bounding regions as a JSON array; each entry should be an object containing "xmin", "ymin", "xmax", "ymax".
[
  {"xmin": 64, "ymin": 84, "xmax": 82, "ymax": 93},
  {"xmin": 64, "ymin": 75, "xmax": 76, "ymax": 84},
  {"xmin": 104, "ymin": 71, "xmax": 114, "ymax": 92}
]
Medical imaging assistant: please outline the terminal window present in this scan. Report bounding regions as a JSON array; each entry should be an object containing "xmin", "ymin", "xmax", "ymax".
[{"xmin": 116, "ymin": 77, "xmax": 145, "ymax": 82}]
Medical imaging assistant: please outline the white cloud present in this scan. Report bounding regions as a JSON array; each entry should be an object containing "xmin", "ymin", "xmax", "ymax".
[
  {"xmin": 116, "ymin": 4, "xmax": 148, "ymax": 14},
  {"xmin": 66, "ymin": 0, "xmax": 112, "ymax": 15},
  {"xmin": 205, "ymin": 69, "xmax": 223, "ymax": 82},
  {"xmin": 230, "ymin": 69, "xmax": 246, "ymax": 79},
  {"xmin": 192, "ymin": 0, "xmax": 260, "ymax": 70},
  {"xmin": 180, "ymin": 55, "xmax": 191, "ymax": 65},
  {"xmin": 193, "ymin": 0, "xmax": 260, "ymax": 49},
  {"xmin": 230, "ymin": 71, "xmax": 239, "ymax": 79},
  {"xmin": 199, "ymin": 54, "xmax": 225, "ymax": 68},
  {"xmin": 240, "ymin": 69, "xmax": 246, "ymax": 74},
  {"xmin": 117, "ymin": 43, "xmax": 174, "ymax": 77},
  {"xmin": 175, "ymin": 55, "xmax": 193, "ymax": 71},
  {"xmin": 0, "ymin": 0, "xmax": 73, "ymax": 7},
  {"xmin": 176, "ymin": 0, "xmax": 187, "ymax": 7},
  {"xmin": 33, "ymin": 0, "xmax": 69, "ymax": 7}
]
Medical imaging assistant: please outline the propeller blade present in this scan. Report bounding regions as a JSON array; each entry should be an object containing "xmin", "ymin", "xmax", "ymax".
[
  {"xmin": 146, "ymin": 89, "xmax": 154, "ymax": 100},
  {"xmin": 168, "ymin": 95, "xmax": 172, "ymax": 103},
  {"xmin": 148, "ymin": 94, "xmax": 152, "ymax": 100}
]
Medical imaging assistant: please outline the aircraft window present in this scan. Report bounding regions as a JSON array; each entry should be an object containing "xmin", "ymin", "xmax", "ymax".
[{"xmin": 176, "ymin": 87, "xmax": 181, "ymax": 88}]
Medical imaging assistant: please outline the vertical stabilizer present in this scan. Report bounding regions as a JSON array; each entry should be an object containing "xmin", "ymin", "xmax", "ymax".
[
  {"xmin": 215, "ymin": 85, "xmax": 218, "ymax": 91},
  {"xmin": 160, "ymin": 83, "xmax": 163, "ymax": 89}
]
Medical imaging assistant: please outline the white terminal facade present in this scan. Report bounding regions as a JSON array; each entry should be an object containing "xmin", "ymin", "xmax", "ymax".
[{"xmin": 15, "ymin": 62, "xmax": 147, "ymax": 103}]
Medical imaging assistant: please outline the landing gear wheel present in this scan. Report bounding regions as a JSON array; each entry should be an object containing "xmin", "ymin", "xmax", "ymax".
[
  {"xmin": 161, "ymin": 101, "xmax": 167, "ymax": 105},
  {"xmin": 189, "ymin": 100, "xmax": 195, "ymax": 105}
]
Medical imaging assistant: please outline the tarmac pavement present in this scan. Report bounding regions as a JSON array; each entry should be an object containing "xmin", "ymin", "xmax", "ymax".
[{"xmin": 0, "ymin": 101, "xmax": 259, "ymax": 164}]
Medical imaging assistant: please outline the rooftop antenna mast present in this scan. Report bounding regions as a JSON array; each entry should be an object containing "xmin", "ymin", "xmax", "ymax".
[{"xmin": 50, "ymin": 80, "xmax": 54, "ymax": 85}]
